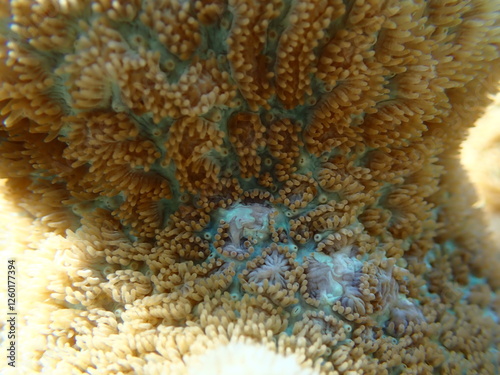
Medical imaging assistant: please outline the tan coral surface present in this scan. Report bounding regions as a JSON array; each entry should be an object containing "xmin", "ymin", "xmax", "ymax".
[{"xmin": 1, "ymin": 0, "xmax": 500, "ymax": 374}]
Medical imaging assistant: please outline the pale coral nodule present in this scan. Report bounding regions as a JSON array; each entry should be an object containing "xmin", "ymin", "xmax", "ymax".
[
  {"xmin": 0, "ymin": 0, "xmax": 499, "ymax": 374},
  {"xmin": 184, "ymin": 341, "xmax": 321, "ymax": 375}
]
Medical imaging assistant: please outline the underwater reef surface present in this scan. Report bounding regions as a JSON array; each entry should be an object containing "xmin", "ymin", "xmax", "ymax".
[{"xmin": 0, "ymin": 0, "xmax": 499, "ymax": 374}]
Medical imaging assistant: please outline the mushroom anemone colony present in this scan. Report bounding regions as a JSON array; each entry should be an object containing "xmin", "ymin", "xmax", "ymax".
[{"xmin": 0, "ymin": 0, "xmax": 499, "ymax": 374}]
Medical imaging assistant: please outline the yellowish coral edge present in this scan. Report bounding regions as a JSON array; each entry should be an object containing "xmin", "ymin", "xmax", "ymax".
[
  {"xmin": 0, "ymin": 179, "xmax": 32, "ymax": 372},
  {"xmin": 461, "ymin": 90, "xmax": 500, "ymax": 246}
]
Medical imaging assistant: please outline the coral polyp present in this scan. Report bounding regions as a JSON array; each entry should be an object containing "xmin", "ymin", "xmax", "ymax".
[
  {"xmin": 304, "ymin": 252, "xmax": 350, "ymax": 303},
  {"xmin": 0, "ymin": 0, "xmax": 499, "ymax": 374}
]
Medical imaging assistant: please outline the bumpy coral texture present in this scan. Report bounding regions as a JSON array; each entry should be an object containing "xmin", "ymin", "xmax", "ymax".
[{"xmin": 0, "ymin": 0, "xmax": 500, "ymax": 374}]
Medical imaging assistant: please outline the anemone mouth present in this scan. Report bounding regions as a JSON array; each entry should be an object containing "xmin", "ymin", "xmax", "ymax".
[
  {"xmin": 247, "ymin": 250, "xmax": 290, "ymax": 287},
  {"xmin": 304, "ymin": 251, "xmax": 353, "ymax": 304},
  {"xmin": 224, "ymin": 203, "xmax": 274, "ymax": 242},
  {"xmin": 211, "ymin": 202, "xmax": 277, "ymax": 260},
  {"xmin": 301, "ymin": 248, "xmax": 425, "ymax": 329}
]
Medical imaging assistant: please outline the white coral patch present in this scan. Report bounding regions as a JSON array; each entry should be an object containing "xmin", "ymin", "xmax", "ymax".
[{"xmin": 185, "ymin": 342, "xmax": 320, "ymax": 375}]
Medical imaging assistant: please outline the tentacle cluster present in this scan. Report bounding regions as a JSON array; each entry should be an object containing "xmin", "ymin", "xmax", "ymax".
[{"xmin": 1, "ymin": 0, "xmax": 500, "ymax": 374}]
